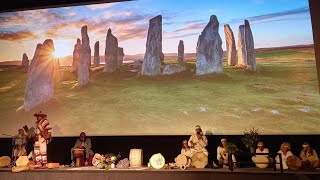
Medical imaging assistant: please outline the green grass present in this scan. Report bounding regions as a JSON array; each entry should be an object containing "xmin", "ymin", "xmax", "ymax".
[
  {"xmin": 0, "ymin": 54, "xmax": 319, "ymax": 136},
  {"xmin": 256, "ymin": 50, "xmax": 315, "ymax": 59}
]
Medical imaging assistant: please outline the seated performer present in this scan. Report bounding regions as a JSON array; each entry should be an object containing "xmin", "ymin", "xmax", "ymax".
[
  {"xmin": 188, "ymin": 125, "xmax": 208, "ymax": 156},
  {"xmin": 275, "ymin": 142, "xmax": 293, "ymax": 169},
  {"xmin": 216, "ymin": 138, "xmax": 236, "ymax": 168},
  {"xmin": 180, "ymin": 140, "xmax": 193, "ymax": 167},
  {"xmin": 300, "ymin": 142, "xmax": 319, "ymax": 169},
  {"xmin": 71, "ymin": 132, "xmax": 94, "ymax": 166},
  {"xmin": 252, "ymin": 142, "xmax": 272, "ymax": 167},
  {"xmin": 13, "ymin": 129, "xmax": 28, "ymax": 159}
]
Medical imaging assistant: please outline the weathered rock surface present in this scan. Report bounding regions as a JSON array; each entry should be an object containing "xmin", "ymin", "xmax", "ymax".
[
  {"xmin": 72, "ymin": 38, "xmax": 81, "ymax": 72},
  {"xmin": 118, "ymin": 47, "xmax": 124, "ymax": 66},
  {"xmin": 237, "ymin": 25, "xmax": 247, "ymax": 67},
  {"xmin": 244, "ymin": 20, "xmax": 256, "ymax": 71},
  {"xmin": 77, "ymin": 26, "xmax": 91, "ymax": 87},
  {"xmin": 93, "ymin": 41, "xmax": 100, "ymax": 67},
  {"xmin": 104, "ymin": 29, "xmax": 119, "ymax": 73},
  {"xmin": 196, "ymin": 15, "xmax": 223, "ymax": 75},
  {"xmin": 224, "ymin": 24, "xmax": 236, "ymax": 66},
  {"xmin": 21, "ymin": 53, "xmax": 29, "ymax": 68},
  {"xmin": 162, "ymin": 64, "xmax": 186, "ymax": 75},
  {"xmin": 24, "ymin": 39, "xmax": 55, "ymax": 111},
  {"xmin": 141, "ymin": 15, "xmax": 162, "ymax": 76},
  {"xmin": 132, "ymin": 60, "xmax": 143, "ymax": 72},
  {"xmin": 178, "ymin": 40, "xmax": 184, "ymax": 63}
]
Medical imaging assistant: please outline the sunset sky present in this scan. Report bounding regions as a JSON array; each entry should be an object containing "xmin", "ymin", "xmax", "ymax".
[{"xmin": 0, "ymin": 0, "xmax": 314, "ymax": 62}]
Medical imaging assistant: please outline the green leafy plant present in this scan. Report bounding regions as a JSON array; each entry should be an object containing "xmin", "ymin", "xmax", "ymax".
[
  {"xmin": 241, "ymin": 128, "xmax": 259, "ymax": 149},
  {"xmin": 225, "ymin": 142, "xmax": 239, "ymax": 154}
]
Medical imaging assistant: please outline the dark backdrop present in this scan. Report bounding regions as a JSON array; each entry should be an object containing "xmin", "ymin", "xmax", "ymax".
[{"xmin": 1, "ymin": 135, "xmax": 319, "ymax": 166}]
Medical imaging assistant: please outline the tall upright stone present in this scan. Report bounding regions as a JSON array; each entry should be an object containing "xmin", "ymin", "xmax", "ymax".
[
  {"xmin": 71, "ymin": 38, "xmax": 81, "ymax": 72},
  {"xmin": 77, "ymin": 26, "xmax": 91, "ymax": 87},
  {"xmin": 178, "ymin": 40, "xmax": 184, "ymax": 63},
  {"xmin": 104, "ymin": 29, "xmax": 119, "ymax": 73},
  {"xmin": 21, "ymin": 53, "xmax": 29, "ymax": 68},
  {"xmin": 224, "ymin": 24, "xmax": 236, "ymax": 66},
  {"xmin": 141, "ymin": 15, "xmax": 162, "ymax": 76},
  {"xmin": 196, "ymin": 15, "xmax": 223, "ymax": 75},
  {"xmin": 237, "ymin": 25, "xmax": 246, "ymax": 67},
  {"xmin": 24, "ymin": 39, "xmax": 55, "ymax": 111},
  {"xmin": 244, "ymin": 20, "xmax": 256, "ymax": 71},
  {"xmin": 118, "ymin": 47, "xmax": 124, "ymax": 66},
  {"xmin": 93, "ymin": 41, "xmax": 100, "ymax": 67}
]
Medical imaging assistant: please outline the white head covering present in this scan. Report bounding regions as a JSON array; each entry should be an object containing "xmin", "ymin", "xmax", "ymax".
[
  {"xmin": 221, "ymin": 138, "xmax": 227, "ymax": 142},
  {"xmin": 257, "ymin": 142, "xmax": 264, "ymax": 147},
  {"xmin": 195, "ymin": 125, "xmax": 201, "ymax": 129}
]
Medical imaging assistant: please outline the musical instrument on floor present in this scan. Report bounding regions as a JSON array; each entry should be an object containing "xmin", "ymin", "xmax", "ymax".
[
  {"xmin": 191, "ymin": 152, "xmax": 208, "ymax": 168},
  {"xmin": 286, "ymin": 156, "xmax": 301, "ymax": 170},
  {"xmin": 73, "ymin": 148, "xmax": 85, "ymax": 167}
]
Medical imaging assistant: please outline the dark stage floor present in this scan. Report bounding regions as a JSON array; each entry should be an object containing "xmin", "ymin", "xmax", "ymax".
[{"xmin": 1, "ymin": 167, "xmax": 320, "ymax": 180}]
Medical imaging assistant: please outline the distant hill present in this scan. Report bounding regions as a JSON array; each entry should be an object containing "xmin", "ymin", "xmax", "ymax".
[{"xmin": 0, "ymin": 44, "xmax": 314, "ymax": 66}]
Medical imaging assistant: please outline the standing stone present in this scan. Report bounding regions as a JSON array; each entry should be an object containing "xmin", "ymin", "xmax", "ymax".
[
  {"xmin": 104, "ymin": 29, "xmax": 119, "ymax": 73},
  {"xmin": 71, "ymin": 38, "xmax": 81, "ymax": 72},
  {"xmin": 178, "ymin": 40, "xmax": 184, "ymax": 63},
  {"xmin": 224, "ymin": 24, "xmax": 236, "ymax": 66},
  {"xmin": 244, "ymin": 20, "xmax": 256, "ymax": 71},
  {"xmin": 196, "ymin": 15, "xmax": 223, "ymax": 75},
  {"xmin": 93, "ymin": 41, "xmax": 100, "ymax": 68},
  {"xmin": 160, "ymin": 52, "xmax": 164, "ymax": 63},
  {"xmin": 162, "ymin": 64, "xmax": 186, "ymax": 75},
  {"xmin": 77, "ymin": 26, "xmax": 91, "ymax": 87},
  {"xmin": 237, "ymin": 25, "xmax": 247, "ymax": 67},
  {"xmin": 24, "ymin": 39, "xmax": 55, "ymax": 111},
  {"xmin": 21, "ymin": 53, "xmax": 29, "ymax": 68},
  {"xmin": 141, "ymin": 15, "xmax": 162, "ymax": 76},
  {"xmin": 118, "ymin": 47, "xmax": 124, "ymax": 66}
]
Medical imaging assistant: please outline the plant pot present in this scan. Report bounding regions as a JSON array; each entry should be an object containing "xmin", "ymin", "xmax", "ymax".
[{"xmin": 249, "ymin": 147, "xmax": 255, "ymax": 154}]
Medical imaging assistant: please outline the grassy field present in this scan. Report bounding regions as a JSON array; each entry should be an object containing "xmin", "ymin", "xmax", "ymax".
[{"xmin": 0, "ymin": 49, "xmax": 319, "ymax": 136}]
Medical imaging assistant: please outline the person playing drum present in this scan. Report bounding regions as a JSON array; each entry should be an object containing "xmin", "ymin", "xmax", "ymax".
[
  {"xmin": 252, "ymin": 142, "xmax": 272, "ymax": 166},
  {"xmin": 300, "ymin": 142, "xmax": 319, "ymax": 169},
  {"xmin": 215, "ymin": 138, "xmax": 236, "ymax": 168},
  {"xmin": 275, "ymin": 142, "xmax": 293, "ymax": 169},
  {"xmin": 180, "ymin": 140, "xmax": 193, "ymax": 167},
  {"xmin": 188, "ymin": 125, "xmax": 208, "ymax": 156},
  {"xmin": 71, "ymin": 132, "xmax": 94, "ymax": 166}
]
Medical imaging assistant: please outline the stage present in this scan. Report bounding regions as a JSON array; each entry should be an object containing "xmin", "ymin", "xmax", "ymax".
[{"xmin": 1, "ymin": 167, "xmax": 320, "ymax": 180}]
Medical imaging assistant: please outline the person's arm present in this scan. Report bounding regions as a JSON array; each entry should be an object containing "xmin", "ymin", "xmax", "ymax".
[
  {"xmin": 188, "ymin": 135, "xmax": 193, "ymax": 147},
  {"xmin": 217, "ymin": 147, "xmax": 221, "ymax": 160},
  {"xmin": 300, "ymin": 150, "xmax": 305, "ymax": 160},
  {"xmin": 198, "ymin": 135, "xmax": 208, "ymax": 147},
  {"xmin": 74, "ymin": 139, "xmax": 80, "ymax": 148},
  {"xmin": 313, "ymin": 149, "xmax": 318, "ymax": 159}
]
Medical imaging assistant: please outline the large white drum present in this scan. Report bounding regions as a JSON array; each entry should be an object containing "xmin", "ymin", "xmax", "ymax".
[
  {"xmin": 254, "ymin": 155, "xmax": 269, "ymax": 168},
  {"xmin": 150, "ymin": 153, "xmax": 165, "ymax": 169},
  {"xmin": 191, "ymin": 152, "xmax": 208, "ymax": 168},
  {"xmin": 129, "ymin": 149, "xmax": 143, "ymax": 168}
]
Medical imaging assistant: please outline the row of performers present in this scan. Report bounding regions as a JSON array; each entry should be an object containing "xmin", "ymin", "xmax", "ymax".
[
  {"xmin": 11, "ymin": 113, "xmax": 319, "ymax": 169},
  {"xmin": 180, "ymin": 125, "xmax": 319, "ymax": 169}
]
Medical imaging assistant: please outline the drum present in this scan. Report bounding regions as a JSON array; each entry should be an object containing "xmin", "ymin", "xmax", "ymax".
[
  {"xmin": 149, "ymin": 153, "xmax": 165, "ymax": 169},
  {"xmin": 254, "ymin": 155, "xmax": 269, "ymax": 168},
  {"xmin": 15, "ymin": 156, "xmax": 29, "ymax": 167},
  {"xmin": 191, "ymin": 152, "xmax": 208, "ymax": 168},
  {"xmin": 286, "ymin": 156, "xmax": 301, "ymax": 170},
  {"xmin": 0, "ymin": 156, "xmax": 11, "ymax": 167},
  {"xmin": 175, "ymin": 154, "xmax": 188, "ymax": 169},
  {"xmin": 129, "ymin": 149, "xmax": 143, "ymax": 168},
  {"xmin": 73, "ymin": 148, "xmax": 85, "ymax": 167}
]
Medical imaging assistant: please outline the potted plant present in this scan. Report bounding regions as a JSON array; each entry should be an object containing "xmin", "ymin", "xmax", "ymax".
[
  {"xmin": 241, "ymin": 128, "xmax": 259, "ymax": 153},
  {"xmin": 225, "ymin": 142, "xmax": 239, "ymax": 154}
]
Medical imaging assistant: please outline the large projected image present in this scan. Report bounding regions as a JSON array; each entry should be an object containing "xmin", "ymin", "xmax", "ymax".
[{"xmin": 0, "ymin": 0, "xmax": 319, "ymax": 136}]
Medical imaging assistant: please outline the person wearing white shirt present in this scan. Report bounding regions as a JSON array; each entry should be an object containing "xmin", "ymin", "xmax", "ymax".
[
  {"xmin": 252, "ymin": 142, "xmax": 272, "ymax": 167},
  {"xmin": 215, "ymin": 138, "xmax": 236, "ymax": 168},
  {"xmin": 179, "ymin": 140, "xmax": 194, "ymax": 167},
  {"xmin": 275, "ymin": 142, "xmax": 293, "ymax": 169},
  {"xmin": 188, "ymin": 125, "xmax": 208, "ymax": 156}
]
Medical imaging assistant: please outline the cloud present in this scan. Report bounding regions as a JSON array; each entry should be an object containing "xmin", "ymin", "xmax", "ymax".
[
  {"xmin": 114, "ymin": 25, "xmax": 148, "ymax": 41},
  {"xmin": 102, "ymin": 10, "xmax": 133, "ymax": 19},
  {"xmin": 0, "ymin": 31, "xmax": 37, "ymax": 41},
  {"xmin": 226, "ymin": 7, "xmax": 309, "ymax": 24},
  {"xmin": 165, "ymin": 32, "xmax": 199, "ymax": 39},
  {"xmin": 173, "ymin": 21, "xmax": 205, "ymax": 33},
  {"xmin": 0, "ymin": 13, "xmax": 27, "ymax": 27},
  {"xmin": 67, "ymin": 12, "xmax": 76, "ymax": 17},
  {"xmin": 86, "ymin": 3, "xmax": 118, "ymax": 10}
]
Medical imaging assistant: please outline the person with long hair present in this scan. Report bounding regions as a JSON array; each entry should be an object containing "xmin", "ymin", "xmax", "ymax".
[{"xmin": 275, "ymin": 142, "xmax": 293, "ymax": 169}]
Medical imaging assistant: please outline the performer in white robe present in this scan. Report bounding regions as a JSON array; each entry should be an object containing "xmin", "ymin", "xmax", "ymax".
[
  {"xmin": 179, "ymin": 140, "xmax": 193, "ymax": 167},
  {"xmin": 275, "ymin": 142, "xmax": 293, "ymax": 169},
  {"xmin": 13, "ymin": 129, "xmax": 28, "ymax": 158},
  {"xmin": 216, "ymin": 138, "xmax": 236, "ymax": 168},
  {"xmin": 252, "ymin": 142, "xmax": 271, "ymax": 160},
  {"xmin": 300, "ymin": 142, "xmax": 319, "ymax": 168},
  {"xmin": 188, "ymin": 125, "xmax": 208, "ymax": 156},
  {"xmin": 33, "ymin": 111, "xmax": 52, "ymax": 167}
]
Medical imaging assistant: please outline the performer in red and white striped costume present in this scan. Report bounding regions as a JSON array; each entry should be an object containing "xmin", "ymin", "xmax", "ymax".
[{"xmin": 34, "ymin": 111, "xmax": 52, "ymax": 167}]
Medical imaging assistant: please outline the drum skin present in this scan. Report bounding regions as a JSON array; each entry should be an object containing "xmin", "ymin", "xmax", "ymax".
[
  {"xmin": 286, "ymin": 156, "xmax": 302, "ymax": 170},
  {"xmin": 191, "ymin": 152, "xmax": 208, "ymax": 168},
  {"xmin": 254, "ymin": 155, "xmax": 269, "ymax": 168},
  {"xmin": 73, "ymin": 149, "xmax": 85, "ymax": 158}
]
